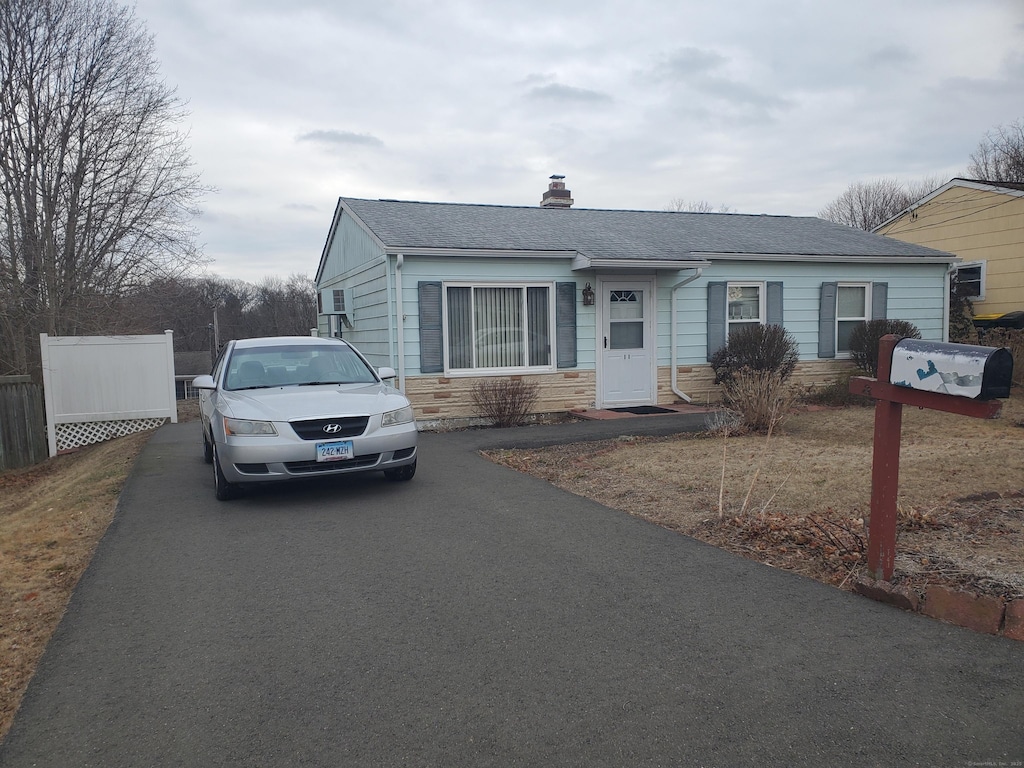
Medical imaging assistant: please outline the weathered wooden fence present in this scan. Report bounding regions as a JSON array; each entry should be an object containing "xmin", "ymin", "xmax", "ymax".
[{"xmin": 0, "ymin": 375, "xmax": 48, "ymax": 471}]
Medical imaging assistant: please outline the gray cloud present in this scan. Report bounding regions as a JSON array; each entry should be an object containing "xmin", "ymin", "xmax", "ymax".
[
  {"xmin": 862, "ymin": 44, "xmax": 915, "ymax": 70},
  {"xmin": 296, "ymin": 130, "xmax": 384, "ymax": 148},
  {"xmin": 655, "ymin": 47, "xmax": 729, "ymax": 79},
  {"xmin": 526, "ymin": 83, "xmax": 613, "ymax": 105}
]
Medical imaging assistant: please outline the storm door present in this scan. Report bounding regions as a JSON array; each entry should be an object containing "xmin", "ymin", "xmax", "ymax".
[{"xmin": 598, "ymin": 278, "xmax": 655, "ymax": 407}]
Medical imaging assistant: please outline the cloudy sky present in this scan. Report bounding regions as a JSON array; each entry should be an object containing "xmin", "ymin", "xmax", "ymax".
[{"xmin": 130, "ymin": 0, "xmax": 1024, "ymax": 283}]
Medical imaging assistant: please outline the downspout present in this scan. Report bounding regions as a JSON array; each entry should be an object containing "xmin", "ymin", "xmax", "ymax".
[
  {"xmin": 670, "ymin": 267, "xmax": 704, "ymax": 403},
  {"xmin": 395, "ymin": 253, "xmax": 406, "ymax": 392}
]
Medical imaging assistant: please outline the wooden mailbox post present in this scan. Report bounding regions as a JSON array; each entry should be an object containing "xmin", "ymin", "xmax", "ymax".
[{"xmin": 849, "ymin": 334, "xmax": 1013, "ymax": 581}]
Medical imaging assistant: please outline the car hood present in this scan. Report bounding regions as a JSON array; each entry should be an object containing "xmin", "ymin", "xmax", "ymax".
[{"xmin": 218, "ymin": 383, "xmax": 410, "ymax": 422}]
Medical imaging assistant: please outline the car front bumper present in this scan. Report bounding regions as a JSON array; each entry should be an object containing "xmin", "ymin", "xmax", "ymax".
[{"xmin": 215, "ymin": 422, "xmax": 418, "ymax": 484}]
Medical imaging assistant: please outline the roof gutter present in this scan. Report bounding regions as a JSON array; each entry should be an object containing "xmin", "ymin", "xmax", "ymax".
[
  {"xmin": 670, "ymin": 267, "xmax": 704, "ymax": 403},
  {"xmin": 688, "ymin": 251, "xmax": 956, "ymax": 264},
  {"xmin": 573, "ymin": 254, "xmax": 712, "ymax": 272}
]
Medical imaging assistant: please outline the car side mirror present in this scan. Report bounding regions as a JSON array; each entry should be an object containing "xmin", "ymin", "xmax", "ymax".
[
  {"xmin": 377, "ymin": 367, "xmax": 397, "ymax": 380},
  {"xmin": 192, "ymin": 374, "xmax": 216, "ymax": 390}
]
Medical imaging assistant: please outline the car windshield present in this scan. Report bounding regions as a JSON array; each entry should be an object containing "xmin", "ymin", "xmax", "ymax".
[{"xmin": 224, "ymin": 344, "xmax": 378, "ymax": 390}]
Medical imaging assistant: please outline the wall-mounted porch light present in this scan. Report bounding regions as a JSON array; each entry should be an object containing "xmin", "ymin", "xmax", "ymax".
[{"xmin": 582, "ymin": 282, "xmax": 595, "ymax": 306}]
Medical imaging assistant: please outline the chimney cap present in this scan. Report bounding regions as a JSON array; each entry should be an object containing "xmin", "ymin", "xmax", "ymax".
[{"xmin": 541, "ymin": 174, "xmax": 573, "ymax": 208}]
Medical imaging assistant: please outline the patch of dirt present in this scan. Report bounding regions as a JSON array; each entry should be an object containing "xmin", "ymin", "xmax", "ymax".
[
  {"xmin": 486, "ymin": 391, "xmax": 1024, "ymax": 603},
  {"xmin": 0, "ymin": 400, "xmax": 198, "ymax": 743}
]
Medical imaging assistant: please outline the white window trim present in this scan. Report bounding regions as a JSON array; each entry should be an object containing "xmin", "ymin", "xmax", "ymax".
[
  {"xmin": 441, "ymin": 281, "xmax": 557, "ymax": 376},
  {"xmin": 835, "ymin": 282, "xmax": 871, "ymax": 358},
  {"xmin": 953, "ymin": 260, "xmax": 986, "ymax": 302},
  {"xmin": 726, "ymin": 281, "xmax": 765, "ymax": 329}
]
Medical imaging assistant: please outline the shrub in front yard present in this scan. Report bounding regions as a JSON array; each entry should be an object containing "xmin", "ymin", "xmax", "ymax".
[
  {"xmin": 978, "ymin": 328, "xmax": 1024, "ymax": 386},
  {"xmin": 710, "ymin": 324, "xmax": 799, "ymax": 386},
  {"xmin": 801, "ymin": 371, "xmax": 874, "ymax": 408},
  {"xmin": 471, "ymin": 378, "xmax": 540, "ymax": 427},
  {"xmin": 723, "ymin": 368, "xmax": 800, "ymax": 433},
  {"xmin": 848, "ymin": 319, "xmax": 921, "ymax": 377}
]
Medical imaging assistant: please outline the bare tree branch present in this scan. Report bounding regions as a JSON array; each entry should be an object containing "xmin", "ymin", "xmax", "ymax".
[
  {"xmin": 0, "ymin": 0, "xmax": 208, "ymax": 377},
  {"xmin": 817, "ymin": 176, "xmax": 943, "ymax": 231},
  {"xmin": 967, "ymin": 118, "xmax": 1024, "ymax": 183},
  {"xmin": 665, "ymin": 198, "xmax": 735, "ymax": 214}
]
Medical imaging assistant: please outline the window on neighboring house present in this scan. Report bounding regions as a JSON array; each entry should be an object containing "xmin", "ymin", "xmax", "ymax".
[
  {"xmin": 836, "ymin": 283, "xmax": 869, "ymax": 355},
  {"xmin": 727, "ymin": 283, "xmax": 763, "ymax": 333},
  {"xmin": 444, "ymin": 284, "xmax": 552, "ymax": 371},
  {"xmin": 952, "ymin": 261, "xmax": 985, "ymax": 301}
]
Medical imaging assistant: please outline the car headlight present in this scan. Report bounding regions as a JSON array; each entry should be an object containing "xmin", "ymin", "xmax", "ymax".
[
  {"xmin": 223, "ymin": 417, "xmax": 278, "ymax": 436},
  {"xmin": 381, "ymin": 405, "xmax": 414, "ymax": 427}
]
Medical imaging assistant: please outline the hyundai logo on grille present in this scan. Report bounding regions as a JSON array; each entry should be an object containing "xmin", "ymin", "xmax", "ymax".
[{"xmin": 323, "ymin": 423, "xmax": 342, "ymax": 434}]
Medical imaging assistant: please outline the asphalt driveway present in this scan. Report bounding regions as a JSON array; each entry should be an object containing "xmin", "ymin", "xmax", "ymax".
[{"xmin": 1, "ymin": 415, "xmax": 1022, "ymax": 767}]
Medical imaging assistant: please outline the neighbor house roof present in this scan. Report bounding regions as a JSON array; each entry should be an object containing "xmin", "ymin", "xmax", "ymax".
[{"xmin": 325, "ymin": 197, "xmax": 955, "ymax": 275}]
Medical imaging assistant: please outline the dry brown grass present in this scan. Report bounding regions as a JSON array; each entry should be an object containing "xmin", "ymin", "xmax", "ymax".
[
  {"xmin": 0, "ymin": 431, "xmax": 152, "ymax": 741},
  {"xmin": 489, "ymin": 390, "xmax": 1024, "ymax": 598}
]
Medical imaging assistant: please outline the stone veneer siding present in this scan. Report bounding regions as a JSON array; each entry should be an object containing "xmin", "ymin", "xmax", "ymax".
[{"xmin": 404, "ymin": 360, "xmax": 856, "ymax": 420}]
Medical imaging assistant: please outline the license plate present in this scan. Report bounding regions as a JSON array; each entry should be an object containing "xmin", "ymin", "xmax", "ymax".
[{"xmin": 316, "ymin": 440, "xmax": 354, "ymax": 462}]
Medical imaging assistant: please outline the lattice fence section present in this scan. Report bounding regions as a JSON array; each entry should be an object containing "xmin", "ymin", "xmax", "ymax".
[{"xmin": 55, "ymin": 418, "xmax": 167, "ymax": 453}]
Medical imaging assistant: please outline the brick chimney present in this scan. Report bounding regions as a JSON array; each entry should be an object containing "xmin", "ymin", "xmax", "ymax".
[{"xmin": 540, "ymin": 174, "xmax": 573, "ymax": 208}]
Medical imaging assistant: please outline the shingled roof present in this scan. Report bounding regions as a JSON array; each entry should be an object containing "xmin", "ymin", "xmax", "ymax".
[{"xmin": 333, "ymin": 197, "xmax": 955, "ymax": 265}]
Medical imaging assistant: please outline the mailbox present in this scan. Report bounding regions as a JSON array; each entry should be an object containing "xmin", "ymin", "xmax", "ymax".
[{"xmin": 889, "ymin": 338, "xmax": 1013, "ymax": 400}]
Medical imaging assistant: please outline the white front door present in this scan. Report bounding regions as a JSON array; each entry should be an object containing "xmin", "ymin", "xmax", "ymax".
[{"xmin": 598, "ymin": 278, "xmax": 656, "ymax": 407}]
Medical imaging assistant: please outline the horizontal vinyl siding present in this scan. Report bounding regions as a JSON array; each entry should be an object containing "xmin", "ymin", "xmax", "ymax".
[
  {"xmin": 661, "ymin": 261, "xmax": 948, "ymax": 365},
  {"xmin": 878, "ymin": 188, "xmax": 1024, "ymax": 316},
  {"xmin": 321, "ymin": 262, "xmax": 391, "ymax": 367},
  {"xmin": 345, "ymin": 267, "xmax": 391, "ymax": 366}
]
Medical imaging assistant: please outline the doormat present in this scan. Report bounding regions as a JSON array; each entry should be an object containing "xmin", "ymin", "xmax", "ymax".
[{"xmin": 607, "ymin": 405, "xmax": 676, "ymax": 415}]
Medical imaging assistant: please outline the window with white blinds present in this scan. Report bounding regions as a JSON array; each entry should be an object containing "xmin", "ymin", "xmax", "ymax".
[{"xmin": 445, "ymin": 284, "xmax": 552, "ymax": 371}]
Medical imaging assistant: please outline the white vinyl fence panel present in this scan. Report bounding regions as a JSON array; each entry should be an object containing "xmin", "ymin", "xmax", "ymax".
[{"xmin": 40, "ymin": 331, "xmax": 178, "ymax": 456}]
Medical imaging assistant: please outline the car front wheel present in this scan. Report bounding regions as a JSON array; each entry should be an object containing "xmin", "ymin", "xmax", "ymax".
[
  {"xmin": 202, "ymin": 429, "xmax": 214, "ymax": 464},
  {"xmin": 213, "ymin": 445, "xmax": 239, "ymax": 501},
  {"xmin": 383, "ymin": 459, "xmax": 416, "ymax": 482}
]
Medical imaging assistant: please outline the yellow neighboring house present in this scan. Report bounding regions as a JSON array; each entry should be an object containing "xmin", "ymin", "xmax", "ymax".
[{"xmin": 875, "ymin": 178, "xmax": 1024, "ymax": 325}]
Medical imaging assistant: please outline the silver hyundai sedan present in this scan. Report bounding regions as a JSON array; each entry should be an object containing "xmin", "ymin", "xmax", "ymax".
[{"xmin": 192, "ymin": 336, "xmax": 418, "ymax": 500}]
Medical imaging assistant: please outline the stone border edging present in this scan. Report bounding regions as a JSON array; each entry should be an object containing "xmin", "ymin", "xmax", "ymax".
[{"xmin": 855, "ymin": 577, "xmax": 1024, "ymax": 641}]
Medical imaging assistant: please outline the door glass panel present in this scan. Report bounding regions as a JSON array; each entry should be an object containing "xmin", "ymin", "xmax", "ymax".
[
  {"xmin": 610, "ymin": 322, "xmax": 644, "ymax": 349},
  {"xmin": 610, "ymin": 290, "xmax": 642, "ymax": 319},
  {"xmin": 609, "ymin": 289, "xmax": 644, "ymax": 349}
]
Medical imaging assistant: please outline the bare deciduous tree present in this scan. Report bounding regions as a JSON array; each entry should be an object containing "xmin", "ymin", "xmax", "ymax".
[
  {"xmin": 0, "ymin": 0, "xmax": 206, "ymax": 377},
  {"xmin": 665, "ymin": 198, "xmax": 735, "ymax": 214},
  {"xmin": 122, "ymin": 273, "xmax": 317, "ymax": 358},
  {"xmin": 967, "ymin": 118, "xmax": 1024, "ymax": 182},
  {"xmin": 817, "ymin": 176, "xmax": 942, "ymax": 231}
]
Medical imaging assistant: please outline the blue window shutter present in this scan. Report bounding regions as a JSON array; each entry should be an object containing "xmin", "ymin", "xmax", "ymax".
[
  {"xmin": 818, "ymin": 282, "xmax": 837, "ymax": 358},
  {"xmin": 871, "ymin": 282, "xmax": 888, "ymax": 320},
  {"xmin": 766, "ymin": 282, "xmax": 784, "ymax": 326},
  {"xmin": 556, "ymin": 282, "xmax": 577, "ymax": 368},
  {"xmin": 707, "ymin": 282, "xmax": 727, "ymax": 360},
  {"xmin": 418, "ymin": 281, "xmax": 443, "ymax": 373}
]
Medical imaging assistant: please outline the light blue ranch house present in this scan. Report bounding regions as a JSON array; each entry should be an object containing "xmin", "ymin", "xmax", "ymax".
[{"xmin": 315, "ymin": 177, "xmax": 957, "ymax": 423}]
